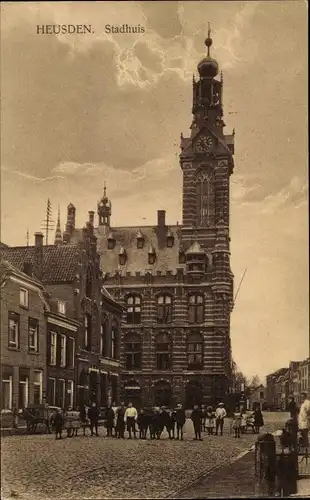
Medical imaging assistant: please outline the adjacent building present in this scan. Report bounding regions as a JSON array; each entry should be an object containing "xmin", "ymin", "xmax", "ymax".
[
  {"xmin": 1, "ymin": 261, "xmax": 48, "ymax": 411},
  {"xmin": 1, "ymin": 221, "xmax": 123, "ymax": 409},
  {"xmin": 63, "ymin": 33, "xmax": 235, "ymax": 408},
  {"xmin": 266, "ymin": 359, "xmax": 310, "ymax": 410}
]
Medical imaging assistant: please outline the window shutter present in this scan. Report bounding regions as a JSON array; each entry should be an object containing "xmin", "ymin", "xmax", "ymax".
[
  {"xmin": 56, "ymin": 333, "xmax": 61, "ymax": 367},
  {"xmin": 47, "ymin": 331, "xmax": 51, "ymax": 365},
  {"xmin": 66, "ymin": 336, "xmax": 70, "ymax": 367}
]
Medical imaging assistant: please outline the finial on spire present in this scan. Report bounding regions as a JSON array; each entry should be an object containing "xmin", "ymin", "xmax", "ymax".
[
  {"xmin": 205, "ymin": 22, "xmax": 213, "ymax": 56},
  {"xmin": 103, "ymin": 181, "xmax": 107, "ymax": 197},
  {"xmin": 26, "ymin": 228, "xmax": 29, "ymax": 247},
  {"xmin": 232, "ymin": 128, "xmax": 235, "ymax": 137},
  {"xmin": 221, "ymin": 71, "xmax": 223, "ymax": 83}
]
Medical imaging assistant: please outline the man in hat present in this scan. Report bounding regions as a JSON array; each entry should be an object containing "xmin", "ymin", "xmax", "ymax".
[
  {"xmin": 215, "ymin": 402, "xmax": 227, "ymax": 436},
  {"xmin": 175, "ymin": 403, "xmax": 186, "ymax": 440}
]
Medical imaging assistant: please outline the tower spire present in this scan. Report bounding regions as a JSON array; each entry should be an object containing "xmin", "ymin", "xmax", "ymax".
[
  {"xmin": 104, "ymin": 181, "xmax": 107, "ymax": 198},
  {"xmin": 205, "ymin": 22, "xmax": 212, "ymax": 57},
  {"xmin": 54, "ymin": 205, "xmax": 62, "ymax": 245}
]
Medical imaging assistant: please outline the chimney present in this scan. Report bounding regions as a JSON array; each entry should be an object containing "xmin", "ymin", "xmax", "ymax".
[
  {"xmin": 34, "ymin": 232, "xmax": 44, "ymax": 280},
  {"xmin": 157, "ymin": 210, "xmax": 166, "ymax": 228},
  {"xmin": 23, "ymin": 262, "xmax": 33, "ymax": 277},
  {"xmin": 89, "ymin": 211, "xmax": 95, "ymax": 226}
]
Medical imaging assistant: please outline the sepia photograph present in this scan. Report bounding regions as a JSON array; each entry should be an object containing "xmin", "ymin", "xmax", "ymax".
[{"xmin": 0, "ymin": 1, "xmax": 309, "ymax": 498}]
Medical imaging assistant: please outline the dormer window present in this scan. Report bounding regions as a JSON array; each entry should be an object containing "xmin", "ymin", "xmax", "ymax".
[
  {"xmin": 119, "ymin": 247, "xmax": 127, "ymax": 266},
  {"xmin": 136, "ymin": 230, "xmax": 145, "ymax": 249},
  {"xmin": 166, "ymin": 229, "xmax": 174, "ymax": 248},
  {"xmin": 148, "ymin": 246, "xmax": 156, "ymax": 265},
  {"xmin": 57, "ymin": 301, "xmax": 66, "ymax": 315},
  {"xmin": 179, "ymin": 251, "xmax": 186, "ymax": 264},
  {"xmin": 107, "ymin": 232, "xmax": 115, "ymax": 250}
]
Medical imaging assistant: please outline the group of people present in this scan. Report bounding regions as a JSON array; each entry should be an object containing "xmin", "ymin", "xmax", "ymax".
[
  {"xmin": 286, "ymin": 392, "xmax": 310, "ymax": 448},
  {"xmin": 50, "ymin": 400, "xmax": 251, "ymax": 441}
]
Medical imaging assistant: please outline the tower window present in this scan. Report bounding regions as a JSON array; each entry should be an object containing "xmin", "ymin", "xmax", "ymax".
[
  {"xmin": 187, "ymin": 332, "xmax": 204, "ymax": 370},
  {"xmin": 196, "ymin": 170, "xmax": 215, "ymax": 226},
  {"xmin": 126, "ymin": 295, "xmax": 141, "ymax": 324},
  {"xmin": 137, "ymin": 238, "xmax": 144, "ymax": 249},
  {"xmin": 179, "ymin": 251, "xmax": 186, "ymax": 264},
  {"xmin": 119, "ymin": 248, "xmax": 127, "ymax": 266},
  {"xmin": 155, "ymin": 333, "xmax": 171, "ymax": 370},
  {"xmin": 156, "ymin": 295, "xmax": 172, "ymax": 324},
  {"xmin": 108, "ymin": 239, "xmax": 115, "ymax": 250},
  {"xmin": 124, "ymin": 332, "xmax": 142, "ymax": 370},
  {"xmin": 166, "ymin": 230, "xmax": 174, "ymax": 248},
  {"xmin": 188, "ymin": 294, "xmax": 204, "ymax": 324}
]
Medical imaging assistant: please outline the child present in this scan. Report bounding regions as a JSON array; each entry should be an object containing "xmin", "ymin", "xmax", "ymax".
[
  {"xmin": 205, "ymin": 406, "xmax": 215, "ymax": 435},
  {"xmin": 232, "ymin": 411, "xmax": 242, "ymax": 438}
]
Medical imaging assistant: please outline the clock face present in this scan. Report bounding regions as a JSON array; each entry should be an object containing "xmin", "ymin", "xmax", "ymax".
[{"xmin": 196, "ymin": 135, "xmax": 213, "ymax": 153}]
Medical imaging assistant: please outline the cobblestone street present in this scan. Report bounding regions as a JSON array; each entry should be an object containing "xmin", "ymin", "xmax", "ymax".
[{"xmin": 1, "ymin": 413, "xmax": 288, "ymax": 500}]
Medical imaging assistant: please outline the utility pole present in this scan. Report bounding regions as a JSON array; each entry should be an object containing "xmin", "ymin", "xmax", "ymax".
[
  {"xmin": 233, "ymin": 268, "xmax": 247, "ymax": 307},
  {"xmin": 41, "ymin": 198, "xmax": 55, "ymax": 245}
]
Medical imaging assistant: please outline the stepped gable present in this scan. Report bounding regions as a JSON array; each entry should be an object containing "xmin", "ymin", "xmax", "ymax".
[
  {"xmin": 1, "ymin": 244, "xmax": 80, "ymax": 283},
  {"xmin": 94, "ymin": 225, "xmax": 182, "ymax": 274}
]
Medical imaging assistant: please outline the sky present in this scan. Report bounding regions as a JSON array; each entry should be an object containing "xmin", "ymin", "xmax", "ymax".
[{"xmin": 1, "ymin": 1, "xmax": 308, "ymax": 382}]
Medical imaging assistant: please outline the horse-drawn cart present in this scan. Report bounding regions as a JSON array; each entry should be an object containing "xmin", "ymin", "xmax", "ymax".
[{"xmin": 22, "ymin": 404, "xmax": 60, "ymax": 434}]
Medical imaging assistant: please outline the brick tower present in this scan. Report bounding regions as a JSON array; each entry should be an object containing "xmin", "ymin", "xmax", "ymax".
[{"xmin": 63, "ymin": 30, "xmax": 235, "ymax": 408}]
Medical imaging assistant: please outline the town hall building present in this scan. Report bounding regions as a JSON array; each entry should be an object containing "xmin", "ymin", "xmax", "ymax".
[{"xmin": 66, "ymin": 32, "xmax": 235, "ymax": 408}]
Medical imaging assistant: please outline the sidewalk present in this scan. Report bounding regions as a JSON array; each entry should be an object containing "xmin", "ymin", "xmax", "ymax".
[
  {"xmin": 174, "ymin": 449, "xmax": 310, "ymax": 499},
  {"xmin": 175, "ymin": 450, "xmax": 257, "ymax": 499}
]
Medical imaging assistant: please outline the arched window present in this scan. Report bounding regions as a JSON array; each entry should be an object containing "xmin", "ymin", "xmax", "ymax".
[
  {"xmin": 155, "ymin": 333, "xmax": 171, "ymax": 370},
  {"xmin": 156, "ymin": 295, "xmax": 172, "ymax": 324},
  {"xmin": 86, "ymin": 267, "xmax": 92, "ymax": 298},
  {"xmin": 188, "ymin": 294, "xmax": 204, "ymax": 324},
  {"xmin": 124, "ymin": 333, "xmax": 142, "ymax": 370},
  {"xmin": 126, "ymin": 295, "xmax": 141, "ymax": 324},
  {"xmin": 196, "ymin": 170, "xmax": 215, "ymax": 226},
  {"xmin": 187, "ymin": 332, "xmax": 204, "ymax": 370}
]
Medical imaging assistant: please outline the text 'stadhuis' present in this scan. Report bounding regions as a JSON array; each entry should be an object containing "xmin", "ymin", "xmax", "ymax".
[{"xmin": 66, "ymin": 32, "xmax": 235, "ymax": 408}]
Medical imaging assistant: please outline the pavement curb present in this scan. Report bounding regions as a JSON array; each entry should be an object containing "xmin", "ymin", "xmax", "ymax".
[{"xmin": 166, "ymin": 445, "xmax": 255, "ymax": 499}]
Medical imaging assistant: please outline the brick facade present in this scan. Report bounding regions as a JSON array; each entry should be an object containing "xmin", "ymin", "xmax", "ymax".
[
  {"xmin": 0, "ymin": 264, "xmax": 47, "ymax": 411},
  {"xmin": 65, "ymin": 37, "xmax": 235, "ymax": 408}
]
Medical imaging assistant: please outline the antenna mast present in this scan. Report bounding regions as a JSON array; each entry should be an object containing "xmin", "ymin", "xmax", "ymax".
[
  {"xmin": 233, "ymin": 268, "xmax": 247, "ymax": 306},
  {"xmin": 41, "ymin": 198, "xmax": 55, "ymax": 245}
]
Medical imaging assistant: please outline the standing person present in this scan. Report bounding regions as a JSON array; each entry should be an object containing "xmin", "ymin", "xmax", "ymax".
[
  {"xmin": 298, "ymin": 392, "xmax": 310, "ymax": 447},
  {"xmin": 191, "ymin": 404, "xmax": 203, "ymax": 441},
  {"xmin": 54, "ymin": 408, "xmax": 64, "ymax": 440},
  {"xmin": 124, "ymin": 402, "xmax": 138, "ymax": 439},
  {"xmin": 111, "ymin": 401, "xmax": 118, "ymax": 437},
  {"xmin": 215, "ymin": 403, "xmax": 227, "ymax": 436},
  {"xmin": 253, "ymin": 406, "xmax": 264, "ymax": 434},
  {"xmin": 79, "ymin": 405, "xmax": 87, "ymax": 436},
  {"xmin": 201, "ymin": 405, "xmax": 206, "ymax": 432},
  {"xmin": 175, "ymin": 404, "xmax": 186, "ymax": 440},
  {"xmin": 149, "ymin": 408, "xmax": 156, "ymax": 440},
  {"xmin": 232, "ymin": 410, "xmax": 242, "ymax": 438},
  {"xmin": 115, "ymin": 402, "xmax": 126, "ymax": 439},
  {"xmin": 205, "ymin": 406, "xmax": 215, "ymax": 435},
  {"xmin": 137, "ymin": 408, "xmax": 148, "ymax": 439},
  {"xmin": 169, "ymin": 408, "xmax": 177, "ymax": 440},
  {"xmin": 105, "ymin": 405, "xmax": 115, "ymax": 437},
  {"xmin": 288, "ymin": 396, "xmax": 298, "ymax": 419},
  {"xmin": 88, "ymin": 402, "xmax": 99, "ymax": 437},
  {"xmin": 161, "ymin": 407, "xmax": 171, "ymax": 439}
]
